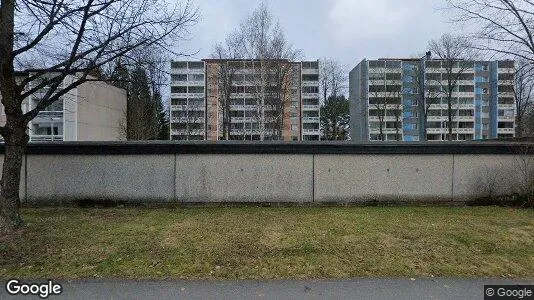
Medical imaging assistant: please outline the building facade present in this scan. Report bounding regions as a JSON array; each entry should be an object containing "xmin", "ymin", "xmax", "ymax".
[
  {"xmin": 0, "ymin": 73, "xmax": 127, "ymax": 141},
  {"xmin": 170, "ymin": 59, "xmax": 321, "ymax": 141},
  {"xmin": 349, "ymin": 58, "xmax": 516, "ymax": 141}
]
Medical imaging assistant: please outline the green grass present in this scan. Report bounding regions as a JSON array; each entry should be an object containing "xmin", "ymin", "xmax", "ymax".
[{"xmin": 1, "ymin": 206, "xmax": 533, "ymax": 279}]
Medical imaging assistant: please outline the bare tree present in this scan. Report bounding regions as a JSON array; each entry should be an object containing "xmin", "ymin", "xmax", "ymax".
[
  {"xmin": 209, "ymin": 33, "xmax": 243, "ymax": 140},
  {"xmin": 428, "ymin": 34, "xmax": 477, "ymax": 140},
  {"xmin": 512, "ymin": 61, "xmax": 534, "ymax": 137},
  {"xmin": 319, "ymin": 58, "xmax": 347, "ymax": 139},
  {"xmin": 387, "ymin": 88, "xmax": 403, "ymax": 141},
  {"xmin": 368, "ymin": 72, "xmax": 388, "ymax": 141},
  {"xmin": 0, "ymin": 0, "xmax": 198, "ymax": 234},
  {"xmin": 185, "ymin": 101, "xmax": 204, "ymax": 140},
  {"xmin": 406, "ymin": 62, "xmax": 443, "ymax": 141},
  {"xmin": 219, "ymin": 2, "xmax": 300, "ymax": 141},
  {"xmin": 446, "ymin": 0, "xmax": 534, "ymax": 63},
  {"xmin": 319, "ymin": 59, "xmax": 347, "ymax": 103},
  {"xmin": 510, "ymin": 143, "xmax": 534, "ymax": 206}
]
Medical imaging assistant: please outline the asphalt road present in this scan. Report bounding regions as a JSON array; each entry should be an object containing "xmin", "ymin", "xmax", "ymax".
[{"xmin": 2, "ymin": 278, "xmax": 533, "ymax": 299}]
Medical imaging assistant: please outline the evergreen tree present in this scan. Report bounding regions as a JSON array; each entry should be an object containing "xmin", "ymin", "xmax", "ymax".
[
  {"xmin": 154, "ymin": 90, "xmax": 169, "ymax": 140},
  {"xmin": 320, "ymin": 95, "xmax": 350, "ymax": 140}
]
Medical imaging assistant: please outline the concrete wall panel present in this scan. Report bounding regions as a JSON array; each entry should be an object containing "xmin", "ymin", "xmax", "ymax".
[
  {"xmin": 175, "ymin": 154, "xmax": 313, "ymax": 202},
  {"xmin": 453, "ymin": 154, "xmax": 534, "ymax": 200},
  {"xmin": 314, "ymin": 154, "xmax": 454, "ymax": 202},
  {"xmin": 26, "ymin": 154, "xmax": 174, "ymax": 203}
]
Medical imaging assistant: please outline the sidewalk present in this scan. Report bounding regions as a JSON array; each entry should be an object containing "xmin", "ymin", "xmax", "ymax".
[{"xmin": 2, "ymin": 278, "xmax": 533, "ymax": 299}]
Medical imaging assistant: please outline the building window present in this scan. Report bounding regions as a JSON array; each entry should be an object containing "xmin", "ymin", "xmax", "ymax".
[
  {"xmin": 302, "ymin": 61, "xmax": 318, "ymax": 69},
  {"xmin": 171, "ymin": 74, "xmax": 187, "ymax": 81},
  {"xmin": 171, "ymin": 61, "xmax": 187, "ymax": 68},
  {"xmin": 302, "ymin": 74, "xmax": 318, "ymax": 81},
  {"xmin": 171, "ymin": 86, "xmax": 187, "ymax": 93},
  {"xmin": 498, "ymin": 61, "xmax": 514, "ymax": 68},
  {"xmin": 188, "ymin": 62, "xmax": 204, "ymax": 69},
  {"xmin": 188, "ymin": 74, "xmax": 204, "ymax": 81},
  {"xmin": 188, "ymin": 86, "xmax": 204, "ymax": 93}
]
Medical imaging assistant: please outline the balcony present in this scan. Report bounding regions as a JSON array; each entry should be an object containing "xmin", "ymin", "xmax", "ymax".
[
  {"xmin": 454, "ymin": 128, "xmax": 474, "ymax": 134},
  {"xmin": 303, "ymin": 128, "xmax": 320, "ymax": 135},
  {"xmin": 452, "ymin": 116, "xmax": 475, "ymax": 122},
  {"xmin": 302, "ymin": 105, "xmax": 320, "ymax": 110},
  {"xmin": 301, "ymin": 68, "xmax": 319, "ymax": 75},
  {"xmin": 231, "ymin": 117, "xmax": 256, "ymax": 122},
  {"xmin": 498, "ymin": 128, "xmax": 514, "ymax": 133},
  {"xmin": 302, "ymin": 117, "xmax": 320, "ymax": 123},
  {"xmin": 171, "ymin": 129, "xmax": 204, "ymax": 135},
  {"xmin": 171, "ymin": 105, "xmax": 188, "ymax": 110},
  {"xmin": 498, "ymin": 115, "xmax": 515, "ymax": 121},
  {"xmin": 427, "ymin": 128, "xmax": 447, "ymax": 134},
  {"xmin": 33, "ymin": 111, "xmax": 63, "ymax": 123},
  {"xmin": 498, "ymin": 104, "xmax": 514, "ymax": 109},
  {"xmin": 30, "ymin": 135, "xmax": 63, "ymax": 142},
  {"xmin": 369, "ymin": 128, "xmax": 399, "ymax": 134},
  {"xmin": 499, "ymin": 92, "xmax": 514, "ymax": 97},
  {"xmin": 458, "ymin": 104, "xmax": 475, "ymax": 109},
  {"xmin": 302, "ymin": 93, "xmax": 319, "ymax": 99},
  {"xmin": 170, "ymin": 80, "xmax": 204, "ymax": 86},
  {"xmin": 170, "ymin": 68, "xmax": 204, "ymax": 75},
  {"xmin": 427, "ymin": 116, "xmax": 447, "ymax": 121},
  {"xmin": 171, "ymin": 117, "xmax": 204, "ymax": 123},
  {"xmin": 368, "ymin": 116, "xmax": 397, "ymax": 122}
]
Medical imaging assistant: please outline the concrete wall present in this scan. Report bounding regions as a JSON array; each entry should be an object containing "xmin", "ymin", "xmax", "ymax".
[
  {"xmin": 25, "ymin": 154, "xmax": 174, "ymax": 204},
  {"xmin": 175, "ymin": 155, "xmax": 313, "ymax": 202},
  {"xmin": 14, "ymin": 144, "xmax": 533, "ymax": 204},
  {"xmin": 314, "ymin": 154, "xmax": 454, "ymax": 202}
]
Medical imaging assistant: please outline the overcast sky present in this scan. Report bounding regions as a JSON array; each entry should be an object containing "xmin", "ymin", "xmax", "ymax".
[{"xmin": 178, "ymin": 0, "xmax": 456, "ymax": 70}]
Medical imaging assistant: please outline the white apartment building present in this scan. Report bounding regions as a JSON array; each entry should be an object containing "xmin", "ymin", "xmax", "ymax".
[{"xmin": 1, "ymin": 73, "xmax": 127, "ymax": 141}]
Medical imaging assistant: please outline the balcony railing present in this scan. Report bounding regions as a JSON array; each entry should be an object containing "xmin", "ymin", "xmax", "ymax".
[
  {"xmin": 302, "ymin": 117, "xmax": 320, "ymax": 123},
  {"xmin": 171, "ymin": 129, "xmax": 205, "ymax": 135},
  {"xmin": 498, "ymin": 104, "xmax": 514, "ymax": 109},
  {"xmin": 452, "ymin": 116, "xmax": 475, "ymax": 122},
  {"xmin": 302, "ymin": 93, "xmax": 319, "ymax": 98},
  {"xmin": 31, "ymin": 135, "xmax": 63, "ymax": 142},
  {"xmin": 37, "ymin": 111, "xmax": 64, "ymax": 118},
  {"xmin": 171, "ymin": 117, "xmax": 204, "ymax": 123},
  {"xmin": 303, "ymin": 128, "xmax": 320, "ymax": 134},
  {"xmin": 498, "ymin": 115, "xmax": 515, "ymax": 121}
]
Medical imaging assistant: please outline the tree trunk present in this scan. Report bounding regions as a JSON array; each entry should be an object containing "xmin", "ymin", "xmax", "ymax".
[
  {"xmin": 447, "ymin": 97, "xmax": 453, "ymax": 141},
  {"xmin": 0, "ymin": 118, "xmax": 28, "ymax": 235},
  {"xmin": 516, "ymin": 115, "xmax": 523, "ymax": 138}
]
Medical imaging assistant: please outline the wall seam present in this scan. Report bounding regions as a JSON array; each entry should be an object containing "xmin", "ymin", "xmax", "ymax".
[
  {"xmin": 174, "ymin": 154, "xmax": 178, "ymax": 204},
  {"xmin": 451, "ymin": 154, "xmax": 455, "ymax": 202},
  {"xmin": 24, "ymin": 152, "xmax": 27, "ymax": 203},
  {"xmin": 312, "ymin": 154, "xmax": 315, "ymax": 203}
]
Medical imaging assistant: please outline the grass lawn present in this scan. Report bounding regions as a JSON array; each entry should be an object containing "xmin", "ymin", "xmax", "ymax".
[{"xmin": 1, "ymin": 206, "xmax": 533, "ymax": 279}]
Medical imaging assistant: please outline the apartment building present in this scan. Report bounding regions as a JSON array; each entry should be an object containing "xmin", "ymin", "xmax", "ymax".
[
  {"xmin": 170, "ymin": 59, "xmax": 321, "ymax": 141},
  {"xmin": 0, "ymin": 72, "xmax": 127, "ymax": 141},
  {"xmin": 349, "ymin": 58, "xmax": 516, "ymax": 141}
]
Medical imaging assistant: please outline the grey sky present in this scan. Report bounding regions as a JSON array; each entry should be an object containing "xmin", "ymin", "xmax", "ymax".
[{"xmin": 179, "ymin": 0, "xmax": 455, "ymax": 69}]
